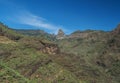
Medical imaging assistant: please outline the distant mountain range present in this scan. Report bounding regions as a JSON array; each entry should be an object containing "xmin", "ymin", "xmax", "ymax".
[{"xmin": 15, "ymin": 29, "xmax": 56, "ymax": 41}]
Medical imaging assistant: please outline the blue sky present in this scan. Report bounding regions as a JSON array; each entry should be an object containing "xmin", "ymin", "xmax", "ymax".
[{"xmin": 0, "ymin": 0, "xmax": 120, "ymax": 34}]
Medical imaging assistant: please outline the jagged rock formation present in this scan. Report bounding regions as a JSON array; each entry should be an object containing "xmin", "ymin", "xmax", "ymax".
[{"xmin": 56, "ymin": 29, "xmax": 65, "ymax": 39}]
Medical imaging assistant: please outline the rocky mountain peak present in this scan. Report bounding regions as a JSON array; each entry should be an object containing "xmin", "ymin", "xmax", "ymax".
[{"xmin": 56, "ymin": 29, "xmax": 65, "ymax": 39}]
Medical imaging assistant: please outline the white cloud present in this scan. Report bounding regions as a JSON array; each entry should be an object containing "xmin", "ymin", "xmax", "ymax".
[
  {"xmin": 15, "ymin": 11, "xmax": 65, "ymax": 34},
  {"xmin": 2, "ymin": 0, "xmax": 69, "ymax": 34}
]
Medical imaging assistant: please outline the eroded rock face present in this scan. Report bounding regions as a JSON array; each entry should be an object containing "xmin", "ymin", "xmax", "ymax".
[
  {"xmin": 56, "ymin": 29, "xmax": 65, "ymax": 39},
  {"xmin": 41, "ymin": 43, "xmax": 60, "ymax": 54}
]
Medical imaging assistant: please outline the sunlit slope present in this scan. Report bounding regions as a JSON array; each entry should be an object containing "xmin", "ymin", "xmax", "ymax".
[
  {"xmin": 0, "ymin": 22, "xmax": 80, "ymax": 83},
  {"xmin": 0, "ymin": 36, "xmax": 16, "ymax": 44}
]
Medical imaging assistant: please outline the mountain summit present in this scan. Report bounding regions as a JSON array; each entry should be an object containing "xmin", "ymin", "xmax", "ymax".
[{"xmin": 56, "ymin": 29, "xmax": 65, "ymax": 39}]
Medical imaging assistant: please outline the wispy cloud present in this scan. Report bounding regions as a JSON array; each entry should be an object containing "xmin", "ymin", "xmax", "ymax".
[
  {"xmin": 2, "ymin": 0, "xmax": 69, "ymax": 34},
  {"xmin": 14, "ymin": 11, "xmax": 67, "ymax": 34},
  {"xmin": 17, "ymin": 12, "xmax": 61, "ymax": 30}
]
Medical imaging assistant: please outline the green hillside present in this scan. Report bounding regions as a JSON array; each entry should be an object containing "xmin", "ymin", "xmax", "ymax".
[
  {"xmin": 0, "ymin": 22, "xmax": 23, "ymax": 40},
  {"xmin": 15, "ymin": 29, "xmax": 56, "ymax": 41},
  {"xmin": 57, "ymin": 25, "xmax": 120, "ymax": 83},
  {"xmin": 0, "ymin": 23, "xmax": 80, "ymax": 83},
  {"xmin": 0, "ymin": 22, "xmax": 120, "ymax": 83}
]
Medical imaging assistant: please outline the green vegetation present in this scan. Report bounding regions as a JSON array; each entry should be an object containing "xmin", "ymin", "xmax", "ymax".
[
  {"xmin": 57, "ymin": 29, "xmax": 120, "ymax": 83},
  {"xmin": 0, "ymin": 23, "xmax": 79, "ymax": 83},
  {"xmin": 0, "ymin": 61, "xmax": 29, "ymax": 83},
  {"xmin": 0, "ymin": 22, "xmax": 120, "ymax": 83},
  {"xmin": 0, "ymin": 43, "xmax": 79, "ymax": 83},
  {"xmin": 0, "ymin": 22, "xmax": 23, "ymax": 40},
  {"xmin": 15, "ymin": 29, "xmax": 56, "ymax": 41}
]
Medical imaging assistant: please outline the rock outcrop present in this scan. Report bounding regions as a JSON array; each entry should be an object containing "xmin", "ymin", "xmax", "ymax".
[
  {"xmin": 39, "ymin": 41, "xmax": 60, "ymax": 54},
  {"xmin": 41, "ymin": 42, "xmax": 60, "ymax": 54},
  {"xmin": 56, "ymin": 29, "xmax": 65, "ymax": 39}
]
